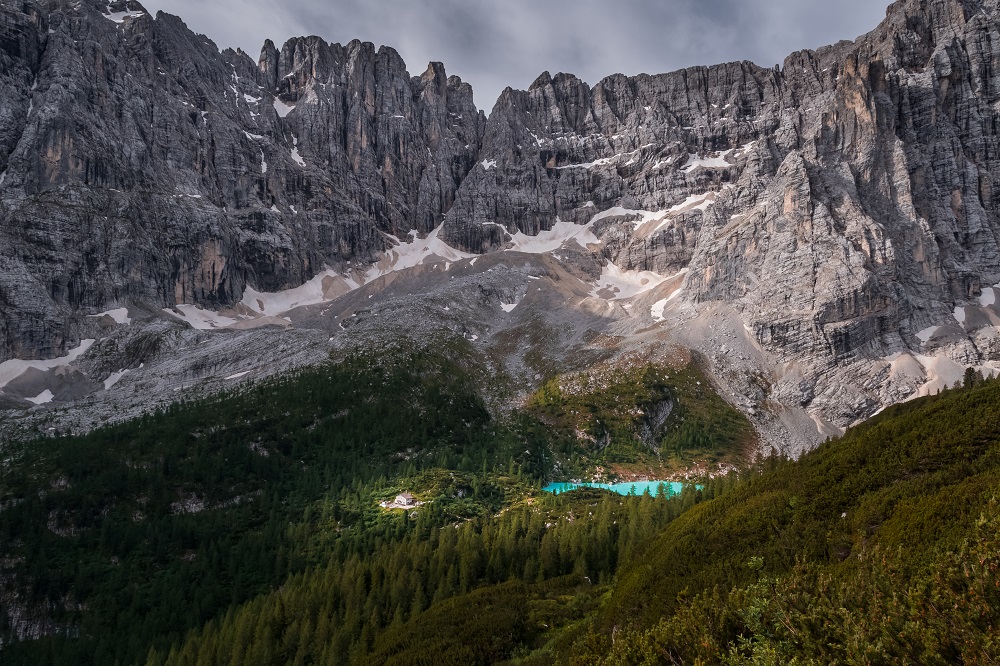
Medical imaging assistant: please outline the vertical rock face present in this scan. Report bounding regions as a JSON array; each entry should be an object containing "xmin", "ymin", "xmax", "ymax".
[
  {"xmin": 440, "ymin": 0, "xmax": 1000, "ymax": 424},
  {"xmin": 4, "ymin": 0, "xmax": 1000, "ymax": 427},
  {"xmin": 0, "ymin": 0, "xmax": 483, "ymax": 361}
]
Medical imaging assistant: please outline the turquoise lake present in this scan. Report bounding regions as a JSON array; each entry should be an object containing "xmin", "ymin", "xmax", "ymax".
[{"xmin": 542, "ymin": 480, "xmax": 686, "ymax": 497}]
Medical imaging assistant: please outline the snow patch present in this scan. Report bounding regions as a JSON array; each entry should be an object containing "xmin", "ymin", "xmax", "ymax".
[
  {"xmin": 88, "ymin": 308, "xmax": 132, "ymax": 325},
  {"xmin": 649, "ymin": 270, "xmax": 689, "ymax": 320},
  {"xmin": 681, "ymin": 153, "xmax": 732, "ymax": 172},
  {"xmin": 241, "ymin": 225, "xmax": 475, "ymax": 318},
  {"xmin": 163, "ymin": 305, "xmax": 240, "ymax": 331},
  {"xmin": 954, "ymin": 306, "xmax": 967, "ymax": 325},
  {"xmin": 243, "ymin": 271, "xmax": 358, "ymax": 317},
  {"xmin": 680, "ymin": 142, "xmax": 754, "ymax": 173},
  {"xmin": 366, "ymin": 224, "xmax": 475, "ymax": 280},
  {"xmin": 507, "ymin": 220, "xmax": 600, "ymax": 253},
  {"xmin": 290, "ymin": 135, "xmax": 306, "ymax": 167},
  {"xmin": 26, "ymin": 390, "xmax": 55, "ymax": 405},
  {"xmin": 225, "ymin": 371, "xmax": 251, "ymax": 380},
  {"xmin": 500, "ymin": 302, "xmax": 519, "ymax": 313},
  {"xmin": 481, "ymin": 159, "xmax": 497, "ymax": 171},
  {"xmin": 592, "ymin": 263, "xmax": 670, "ymax": 301},
  {"xmin": 650, "ymin": 299, "xmax": 670, "ymax": 322},
  {"xmin": 0, "ymin": 339, "xmax": 95, "ymax": 390},
  {"xmin": 102, "ymin": 10, "xmax": 145, "ymax": 24},
  {"xmin": 273, "ymin": 99, "xmax": 295, "ymax": 118},
  {"xmin": 667, "ymin": 192, "xmax": 714, "ymax": 215},
  {"xmin": 980, "ymin": 287, "xmax": 997, "ymax": 306},
  {"xmin": 244, "ymin": 131, "xmax": 264, "ymax": 140},
  {"xmin": 103, "ymin": 370, "xmax": 129, "ymax": 391},
  {"xmin": 915, "ymin": 326, "xmax": 940, "ymax": 344},
  {"xmin": 260, "ymin": 150, "xmax": 268, "ymax": 174},
  {"xmin": 589, "ymin": 207, "xmax": 667, "ymax": 229},
  {"xmin": 555, "ymin": 155, "xmax": 623, "ymax": 170}
]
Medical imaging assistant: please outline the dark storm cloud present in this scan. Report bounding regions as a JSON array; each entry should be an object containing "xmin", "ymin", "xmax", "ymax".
[{"xmin": 141, "ymin": 0, "xmax": 889, "ymax": 111}]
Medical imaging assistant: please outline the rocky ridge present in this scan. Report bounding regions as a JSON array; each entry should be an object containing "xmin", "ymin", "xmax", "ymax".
[{"xmin": 3, "ymin": 0, "xmax": 1000, "ymax": 439}]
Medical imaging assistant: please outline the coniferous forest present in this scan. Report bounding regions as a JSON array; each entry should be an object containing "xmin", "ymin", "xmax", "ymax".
[{"xmin": 0, "ymin": 339, "xmax": 998, "ymax": 664}]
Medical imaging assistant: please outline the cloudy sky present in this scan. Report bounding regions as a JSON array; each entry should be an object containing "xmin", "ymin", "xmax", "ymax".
[{"xmin": 143, "ymin": 0, "xmax": 890, "ymax": 111}]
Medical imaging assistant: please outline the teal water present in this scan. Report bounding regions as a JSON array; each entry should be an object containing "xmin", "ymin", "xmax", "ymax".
[{"xmin": 542, "ymin": 480, "xmax": 686, "ymax": 497}]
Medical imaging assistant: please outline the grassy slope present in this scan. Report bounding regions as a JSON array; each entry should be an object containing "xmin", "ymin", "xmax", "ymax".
[
  {"xmin": 526, "ymin": 361, "xmax": 756, "ymax": 477},
  {"xmin": 603, "ymin": 378, "xmax": 1000, "ymax": 633}
]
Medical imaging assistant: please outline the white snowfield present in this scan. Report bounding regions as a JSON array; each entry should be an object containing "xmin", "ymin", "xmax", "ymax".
[
  {"xmin": 0, "ymin": 339, "xmax": 95, "ymax": 390},
  {"xmin": 226, "ymin": 197, "xmax": 736, "ymax": 323},
  {"xmin": 27, "ymin": 390, "xmax": 55, "ymax": 405},
  {"xmin": 554, "ymin": 154, "xmax": 626, "ymax": 170},
  {"xmin": 290, "ymin": 135, "xmax": 306, "ymax": 167},
  {"xmin": 366, "ymin": 225, "xmax": 475, "ymax": 278},
  {"xmin": 915, "ymin": 326, "xmax": 940, "ymax": 344},
  {"xmin": 236, "ymin": 225, "xmax": 471, "ymax": 320},
  {"xmin": 680, "ymin": 142, "xmax": 755, "ymax": 173},
  {"xmin": 587, "ymin": 206, "xmax": 667, "ymax": 229},
  {"xmin": 273, "ymin": 99, "xmax": 295, "ymax": 118},
  {"xmin": 104, "ymin": 370, "xmax": 129, "ymax": 391},
  {"xmin": 102, "ymin": 10, "xmax": 145, "ymax": 24},
  {"xmin": 242, "ymin": 271, "xmax": 359, "ymax": 318},
  {"xmin": 162, "ymin": 304, "xmax": 241, "ymax": 330},
  {"xmin": 591, "ymin": 263, "xmax": 670, "ymax": 301},
  {"xmin": 165, "ymin": 196, "xmax": 719, "ymax": 329},
  {"xmin": 507, "ymin": 219, "xmax": 600, "ymax": 253},
  {"xmin": 88, "ymin": 308, "xmax": 132, "ymax": 325},
  {"xmin": 226, "ymin": 206, "xmax": 685, "ymax": 322},
  {"xmin": 650, "ymin": 269, "xmax": 690, "ymax": 321}
]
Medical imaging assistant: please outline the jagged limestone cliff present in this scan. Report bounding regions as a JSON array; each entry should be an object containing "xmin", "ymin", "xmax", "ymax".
[{"xmin": 3, "ymin": 0, "xmax": 1000, "ymax": 433}]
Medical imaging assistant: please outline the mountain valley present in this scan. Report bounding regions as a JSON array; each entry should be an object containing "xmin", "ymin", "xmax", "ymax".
[{"xmin": 2, "ymin": 0, "xmax": 1000, "ymax": 662}]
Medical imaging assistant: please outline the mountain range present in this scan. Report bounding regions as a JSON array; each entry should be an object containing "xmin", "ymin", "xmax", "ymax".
[
  {"xmin": 3, "ymin": 0, "xmax": 1000, "ymax": 662},
  {"xmin": 3, "ymin": 0, "xmax": 1000, "ymax": 447}
]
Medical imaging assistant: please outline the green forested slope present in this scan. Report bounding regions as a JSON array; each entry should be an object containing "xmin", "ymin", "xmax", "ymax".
[
  {"xmin": 2, "ymin": 346, "xmax": 999, "ymax": 665},
  {"xmin": 574, "ymin": 378, "xmax": 1000, "ymax": 663},
  {"xmin": 153, "ymin": 375, "xmax": 1000, "ymax": 665},
  {"xmin": 0, "ymin": 343, "xmax": 547, "ymax": 664},
  {"xmin": 149, "ymin": 490, "xmax": 690, "ymax": 666}
]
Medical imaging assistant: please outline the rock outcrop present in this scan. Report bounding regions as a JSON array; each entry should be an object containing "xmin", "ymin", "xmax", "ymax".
[
  {"xmin": 439, "ymin": 0, "xmax": 1000, "ymax": 425},
  {"xmin": 0, "ymin": 0, "xmax": 483, "ymax": 361}
]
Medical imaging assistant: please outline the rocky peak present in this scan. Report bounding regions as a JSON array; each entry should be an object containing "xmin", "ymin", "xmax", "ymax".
[{"xmin": 5, "ymin": 0, "xmax": 1000, "ymax": 437}]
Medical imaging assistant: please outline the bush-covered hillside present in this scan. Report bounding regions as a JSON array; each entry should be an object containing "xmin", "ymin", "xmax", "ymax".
[
  {"xmin": 3, "ymin": 343, "xmax": 999, "ymax": 665},
  {"xmin": 576, "ymin": 376, "xmax": 1000, "ymax": 663}
]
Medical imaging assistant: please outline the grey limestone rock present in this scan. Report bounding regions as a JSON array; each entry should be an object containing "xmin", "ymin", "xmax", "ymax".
[
  {"xmin": 5, "ymin": 0, "xmax": 1000, "ymax": 431},
  {"xmin": 0, "ymin": 0, "xmax": 484, "ymax": 362}
]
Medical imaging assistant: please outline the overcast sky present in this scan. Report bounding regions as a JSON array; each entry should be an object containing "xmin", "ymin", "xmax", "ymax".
[{"xmin": 142, "ymin": 0, "xmax": 890, "ymax": 112}]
